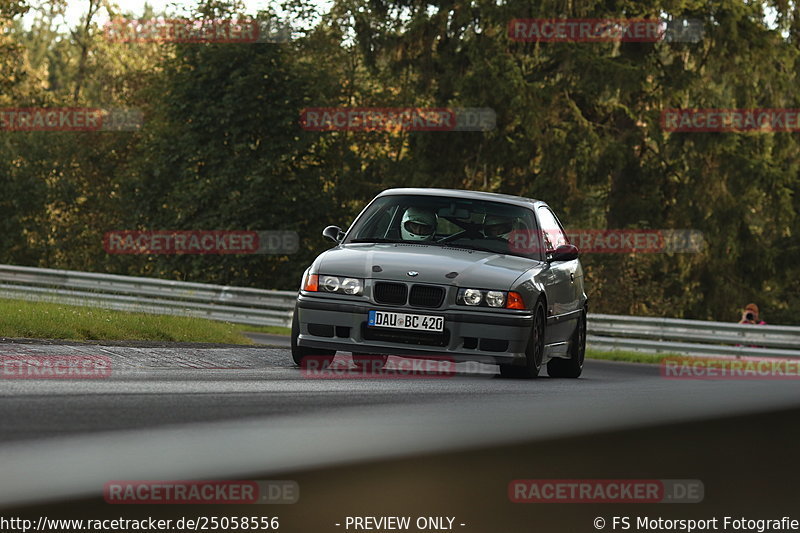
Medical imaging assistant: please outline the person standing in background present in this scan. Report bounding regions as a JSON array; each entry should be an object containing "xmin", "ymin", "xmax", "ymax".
[{"xmin": 739, "ymin": 303, "xmax": 766, "ymax": 325}]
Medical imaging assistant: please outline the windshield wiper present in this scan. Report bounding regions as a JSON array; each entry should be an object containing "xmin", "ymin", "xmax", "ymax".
[
  {"xmin": 350, "ymin": 238, "xmax": 405, "ymax": 243},
  {"xmin": 435, "ymin": 242, "xmax": 500, "ymax": 254}
]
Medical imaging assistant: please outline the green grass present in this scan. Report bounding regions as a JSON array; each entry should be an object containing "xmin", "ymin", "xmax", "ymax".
[
  {"xmin": 586, "ymin": 348, "xmax": 678, "ymax": 364},
  {"xmin": 235, "ymin": 324, "xmax": 291, "ymax": 336},
  {"xmin": 0, "ymin": 298, "xmax": 255, "ymax": 344}
]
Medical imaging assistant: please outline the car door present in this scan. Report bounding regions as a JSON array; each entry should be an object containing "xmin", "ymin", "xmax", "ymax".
[{"xmin": 536, "ymin": 206, "xmax": 580, "ymax": 350}]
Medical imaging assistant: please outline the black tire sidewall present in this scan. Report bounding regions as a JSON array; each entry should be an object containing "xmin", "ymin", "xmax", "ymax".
[{"xmin": 526, "ymin": 302, "xmax": 546, "ymax": 376}]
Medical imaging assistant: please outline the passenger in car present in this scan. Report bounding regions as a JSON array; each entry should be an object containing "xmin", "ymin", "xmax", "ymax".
[{"xmin": 482, "ymin": 215, "xmax": 514, "ymax": 240}]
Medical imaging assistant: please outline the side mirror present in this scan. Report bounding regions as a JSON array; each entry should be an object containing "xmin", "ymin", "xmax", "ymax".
[
  {"xmin": 547, "ymin": 244, "xmax": 579, "ymax": 262},
  {"xmin": 322, "ymin": 225, "xmax": 345, "ymax": 243}
]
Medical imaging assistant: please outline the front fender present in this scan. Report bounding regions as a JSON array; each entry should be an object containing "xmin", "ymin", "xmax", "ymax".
[{"xmin": 510, "ymin": 266, "xmax": 548, "ymax": 310}]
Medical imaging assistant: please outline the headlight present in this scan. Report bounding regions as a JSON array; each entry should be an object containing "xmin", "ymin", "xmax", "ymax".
[
  {"xmin": 485, "ymin": 291, "xmax": 506, "ymax": 308},
  {"xmin": 317, "ymin": 275, "xmax": 363, "ymax": 296},
  {"xmin": 321, "ymin": 275, "xmax": 340, "ymax": 292},
  {"xmin": 457, "ymin": 288, "xmax": 525, "ymax": 309},
  {"xmin": 341, "ymin": 278, "xmax": 362, "ymax": 295},
  {"xmin": 463, "ymin": 289, "xmax": 483, "ymax": 306}
]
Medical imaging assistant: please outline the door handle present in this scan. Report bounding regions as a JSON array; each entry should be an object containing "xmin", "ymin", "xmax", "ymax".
[{"xmin": 570, "ymin": 272, "xmax": 575, "ymax": 282}]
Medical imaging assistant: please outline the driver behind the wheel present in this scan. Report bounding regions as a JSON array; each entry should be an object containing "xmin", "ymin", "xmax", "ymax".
[{"xmin": 401, "ymin": 207, "xmax": 438, "ymax": 241}]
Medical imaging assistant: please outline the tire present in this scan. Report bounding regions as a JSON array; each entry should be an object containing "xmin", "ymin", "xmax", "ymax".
[
  {"xmin": 291, "ymin": 309, "xmax": 335, "ymax": 368},
  {"xmin": 499, "ymin": 301, "xmax": 545, "ymax": 379},
  {"xmin": 352, "ymin": 353, "xmax": 388, "ymax": 371},
  {"xmin": 547, "ymin": 309, "xmax": 585, "ymax": 378}
]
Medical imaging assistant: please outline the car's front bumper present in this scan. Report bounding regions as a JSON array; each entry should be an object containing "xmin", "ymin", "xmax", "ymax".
[{"xmin": 296, "ymin": 294, "xmax": 533, "ymax": 364}]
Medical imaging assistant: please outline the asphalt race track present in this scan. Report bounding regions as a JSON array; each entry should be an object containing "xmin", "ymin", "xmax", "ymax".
[{"xmin": 1, "ymin": 337, "xmax": 800, "ymax": 531}]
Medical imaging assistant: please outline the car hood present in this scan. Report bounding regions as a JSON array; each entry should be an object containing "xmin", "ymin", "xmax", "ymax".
[{"xmin": 317, "ymin": 243, "xmax": 539, "ymax": 289}]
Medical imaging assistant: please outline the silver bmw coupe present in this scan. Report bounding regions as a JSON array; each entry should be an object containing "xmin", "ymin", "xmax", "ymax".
[{"xmin": 291, "ymin": 188, "xmax": 587, "ymax": 378}]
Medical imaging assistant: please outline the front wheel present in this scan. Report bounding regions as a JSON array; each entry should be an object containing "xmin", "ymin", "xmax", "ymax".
[
  {"xmin": 291, "ymin": 309, "xmax": 335, "ymax": 368},
  {"xmin": 547, "ymin": 309, "xmax": 585, "ymax": 378},
  {"xmin": 499, "ymin": 301, "xmax": 545, "ymax": 379}
]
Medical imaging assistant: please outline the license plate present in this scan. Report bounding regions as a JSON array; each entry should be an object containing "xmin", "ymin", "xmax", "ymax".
[{"xmin": 368, "ymin": 310, "xmax": 444, "ymax": 332}]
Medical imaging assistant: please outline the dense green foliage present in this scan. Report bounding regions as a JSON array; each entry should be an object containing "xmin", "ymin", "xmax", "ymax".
[{"xmin": 1, "ymin": 0, "xmax": 798, "ymax": 323}]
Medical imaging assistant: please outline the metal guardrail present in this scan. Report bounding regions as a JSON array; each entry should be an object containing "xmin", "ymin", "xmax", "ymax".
[
  {"xmin": 0, "ymin": 264, "xmax": 296, "ymax": 327},
  {"xmin": 588, "ymin": 314, "xmax": 800, "ymax": 358},
  {"xmin": 1, "ymin": 264, "xmax": 798, "ymax": 357}
]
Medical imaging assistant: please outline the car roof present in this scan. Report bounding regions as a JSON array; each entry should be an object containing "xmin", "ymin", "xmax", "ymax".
[{"xmin": 376, "ymin": 188, "xmax": 546, "ymax": 209}]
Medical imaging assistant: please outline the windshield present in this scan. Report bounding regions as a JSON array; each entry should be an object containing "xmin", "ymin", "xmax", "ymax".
[{"xmin": 344, "ymin": 194, "xmax": 539, "ymax": 259}]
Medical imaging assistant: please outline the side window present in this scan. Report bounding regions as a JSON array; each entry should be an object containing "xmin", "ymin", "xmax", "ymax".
[
  {"xmin": 536, "ymin": 207, "xmax": 568, "ymax": 251},
  {"xmin": 377, "ymin": 205, "xmax": 401, "ymax": 238},
  {"xmin": 353, "ymin": 204, "xmax": 397, "ymax": 240}
]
